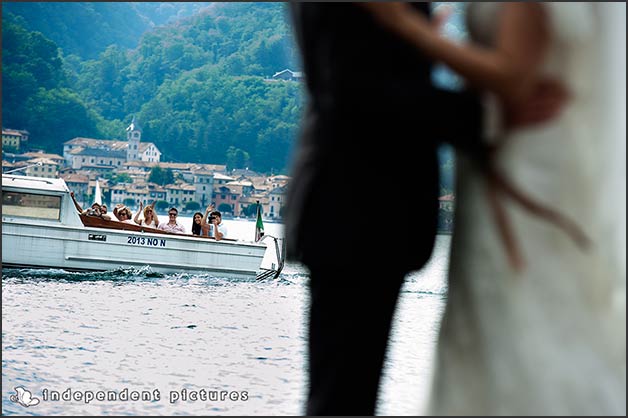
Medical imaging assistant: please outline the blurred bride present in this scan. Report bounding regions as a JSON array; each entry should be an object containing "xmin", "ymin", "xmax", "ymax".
[{"xmin": 366, "ymin": 2, "xmax": 626, "ymax": 414}]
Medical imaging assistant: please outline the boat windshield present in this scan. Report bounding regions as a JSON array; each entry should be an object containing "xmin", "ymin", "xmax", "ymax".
[{"xmin": 2, "ymin": 190, "xmax": 61, "ymax": 220}]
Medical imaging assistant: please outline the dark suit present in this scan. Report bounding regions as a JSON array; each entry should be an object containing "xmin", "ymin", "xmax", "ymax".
[{"xmin": 284, "ymin": 3, "xmax": 484, "ymax": 415}]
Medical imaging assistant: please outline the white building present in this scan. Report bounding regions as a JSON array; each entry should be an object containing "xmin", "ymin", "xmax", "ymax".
[{"xmin": 63, "ymin": 118, "xmax": 161, "ymax": 169}]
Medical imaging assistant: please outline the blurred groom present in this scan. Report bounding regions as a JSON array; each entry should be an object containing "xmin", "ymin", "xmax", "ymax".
[{"xmin": 284, "ymin": 3, "xmax": 566, "ymax": 415}]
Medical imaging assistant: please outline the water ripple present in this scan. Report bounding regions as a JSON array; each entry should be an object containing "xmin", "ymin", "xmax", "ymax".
[{"xmin": 2, "ymin": 236, "xmax": 451, "ymax": 415}]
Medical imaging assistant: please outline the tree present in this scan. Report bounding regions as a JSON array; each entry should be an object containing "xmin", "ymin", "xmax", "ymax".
[
  {"xmin": 148, "ymin": 166, "xmax": 175, "ymax": 186},
  {"xmin": 241, "ymin": 203, "xmax": 257, "ymax": 217},
  {"xmin": 155, "ymin": 200, "xmax": 170, "ymax": 212},
  {"xmin": 226, "ymin": 146, "xmax": 250, "ymax": 171},
  {"xmin": 185, "ymin": 201, "xmax": 200, "ymax": 212},
  {"xmin": 218, "ymin": 203, "xmax": 232, "ymax": 214},
  {"xmin": 105, "ymin": 172, "xmax": 132, "ymax": 185},
  {"xmin": 25, "ymin": 87, "xmax": 101, "ymax": 153}
]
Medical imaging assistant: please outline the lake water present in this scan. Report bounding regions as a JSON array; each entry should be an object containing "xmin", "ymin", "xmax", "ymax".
[{"xmin": 2, "ymin": 218, "xmax": 450, "ymax": 415}]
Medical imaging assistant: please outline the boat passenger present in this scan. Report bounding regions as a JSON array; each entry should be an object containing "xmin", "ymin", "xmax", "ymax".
[
  {"xmin": 201, "ymin": 204, "xmax": 215, "ymax": 235},
  {"xmin": 158, "ymin": 207, "xmax": 186, "ymax": 234},
  {"xmin": 134, "ymin": 201, "xmax": 159, "ymax": 228},
  {"xmin": 112, "ymin": 203, "xmax": 125, "ymax": 221},
  {"xmin": 85, "ymin": 203, "xmax": 102, "ymax": 217},
  {"xmin": 70, "ymin": 191, "xmax": 84, "ymax": 213},
  {"xmin": 201, "ymin": 205, "xmax": 227, "ymax": 240},
  {"xmin": 116, "ymin": 206, "xmax": 135, "ymax": 224},
  {"xmin": 191, "ymin": 211, "xmax": 209, "ymax": 236},
  {"xmin": 209, "ymin": 210, "xmax": 228, "ymax": 241},
  {"xmin": 100, "ymin": 204, "xmax": 112, "ymax": 221},
  {"xmin": 70, "ymin": 192, "xmax": 103, "ymax": 218}
]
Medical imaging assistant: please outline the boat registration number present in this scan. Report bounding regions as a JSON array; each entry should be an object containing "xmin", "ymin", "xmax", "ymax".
[{"xmin": 127, "ymin": 236, "xmax": 167, "ymax": 247}]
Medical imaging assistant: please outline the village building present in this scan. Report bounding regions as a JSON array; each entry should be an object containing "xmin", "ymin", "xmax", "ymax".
[
  {"xmin": 60, "ymin": 173, "xmax": 90, "ymax": 206},
  {"xmin": 192, "ymin": 169, "xmax": 214, "ymax": 209},
  {"xmin": 8, "ymin": 157, "xmax": 60, "ymax": 178},
  {"xmin": 270, "ymin": 69, "xmax": 303, "ymax": 82},
  {"xmin": 267, "ymin": 185, "xmax": 288, "ymax": 219},
  {"xmin": 2, "ymin": 128, "xmax": 29, "ymax": 151},
  {"xmin": 63, "ymin": 118, "xmax": 161, "ymax": 169}
]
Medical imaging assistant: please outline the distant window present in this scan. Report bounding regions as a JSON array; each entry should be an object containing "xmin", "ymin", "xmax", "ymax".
[{"xmin": 2, "ymin": 191, "xmax": 61, "ymax": 220}]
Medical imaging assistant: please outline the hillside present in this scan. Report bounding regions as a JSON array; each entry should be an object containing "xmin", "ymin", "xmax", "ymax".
[
  {"xmin": 2, "ymin": 2, "xmax": 210, "ymax": 60},
  {"xmin": 2, "ymin": 3, "xmax": 302, "ymax": 173},
  {"xmin": 2, "ymin": 2, "xmax": 460, "ymax": 182}
]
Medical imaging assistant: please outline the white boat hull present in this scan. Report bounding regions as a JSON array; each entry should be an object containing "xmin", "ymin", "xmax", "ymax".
[
  {"xmin": 3, "ymin": 220, "xmax": 267, "ymax": 278},
  {"xmin": 2, "ymin": 174, "xmax": 278, "ymax": 279}
]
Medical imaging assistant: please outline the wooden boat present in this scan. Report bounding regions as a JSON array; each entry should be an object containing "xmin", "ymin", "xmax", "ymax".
[{"xmin": 2, "ymin": 174, "xmax": 283, "ymax": 279}]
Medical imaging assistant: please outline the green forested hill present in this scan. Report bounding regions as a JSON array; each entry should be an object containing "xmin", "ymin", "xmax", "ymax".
[
  {"xmin": 2, "ymin": 2, "xmax": 303, "ymax": 173},
  {"xmin": 2, "ymin": 2, "xmax": 459, "ymax": 185},
  {"xmin": 2, "ymin": 2, "xmax": 210, "ymax": 60},
  {"xmin": 2, "ymin": 2, "xmax": 150, "ymax": 60}
]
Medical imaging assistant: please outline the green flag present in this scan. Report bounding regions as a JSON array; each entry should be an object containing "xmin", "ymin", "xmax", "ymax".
[{"xmin": 255, "ymin": 201, "xmax": 264, "ymax": 242}]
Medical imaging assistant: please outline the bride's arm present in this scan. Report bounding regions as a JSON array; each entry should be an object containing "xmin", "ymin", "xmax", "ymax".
[{"xmin": 362, "ymin": 3, "xmax": 550, "ymax": 108}]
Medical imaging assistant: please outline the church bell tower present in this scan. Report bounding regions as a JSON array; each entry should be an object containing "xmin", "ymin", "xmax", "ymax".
[{"xmin": 126, "ymin": 115, "xmax": 142, "ymax": 162}]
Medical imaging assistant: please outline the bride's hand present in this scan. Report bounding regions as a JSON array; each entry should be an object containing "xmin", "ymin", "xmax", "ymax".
[
  {"xmin": 504, "ymin": 78, "xmax": 570, "ymax": 129},
  {"xmin": 482, "ymin": 139, "xmax": 590, "ymax": 273}
]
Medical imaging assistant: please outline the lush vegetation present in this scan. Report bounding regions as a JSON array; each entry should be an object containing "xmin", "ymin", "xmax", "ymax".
[
  {"xmin": 2, "ymin": 2, "xmax": 210, "ymax": 60},
  {"xmin": 148, "ymin": 166, "xmax": 175, "ymax": 186},
  {"xmin": 2, "ymin": 2, "xmax": 458, "ymax": 184},
  {"xmin": 3, "ymin": 3, "xmax": 302, "ymax": 173}
]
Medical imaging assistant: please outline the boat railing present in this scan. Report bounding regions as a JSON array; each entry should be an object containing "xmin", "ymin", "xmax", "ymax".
[
  {"xmin": 4, "ymin": 161, "xmax": 43, "ymax": 175},
  {"xmin": 256, "ymin": 234, "xmax": 286, "ymax": 281},
  {"xmin": 78, "ymin": 214, "xmax": 238, "ymax": 241}
]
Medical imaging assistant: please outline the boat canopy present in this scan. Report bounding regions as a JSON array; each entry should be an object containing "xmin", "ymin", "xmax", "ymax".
[{"xmin": 2, "ymin": 174, "xmax": 70, "ymax": 193}]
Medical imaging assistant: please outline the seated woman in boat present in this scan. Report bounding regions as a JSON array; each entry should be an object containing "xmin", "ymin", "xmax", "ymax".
[
  {"xmin": 158, "ymin": 207, "xmax": 186, "ymax": 234},
  {"xmin": 112, "ymin": 203, "xmax": 124, "ymax": 221},
  {"xmin": 191, "ymin": 211, "xmax": 209, "ymax": 236},
  {"xmin": 115, "ymin": 206, "xmax": 135, "ymax": 224},
  {"xmin": 133, "ymin": 201, "xmax": 159, "ymax": 228}
]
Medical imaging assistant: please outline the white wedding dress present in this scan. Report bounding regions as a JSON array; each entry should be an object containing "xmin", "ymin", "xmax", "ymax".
[{"xmin": 427, "ymin": 3, "xmax": 626, "ymax": 415}]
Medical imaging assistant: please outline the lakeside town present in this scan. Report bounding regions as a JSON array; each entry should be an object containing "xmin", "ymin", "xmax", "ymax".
[
  {"xmin": 2, "ymin": 118, "xmax": 455, "ymax": 230},
  {"xmin": 2, "ymin": 120, "xmax": 290, "ymax": 221}
]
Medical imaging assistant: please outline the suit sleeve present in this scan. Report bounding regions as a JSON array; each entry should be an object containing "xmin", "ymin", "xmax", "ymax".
[{"xmin": 427, "ymin": 87, "xmax": 487, "ymax": 157}]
